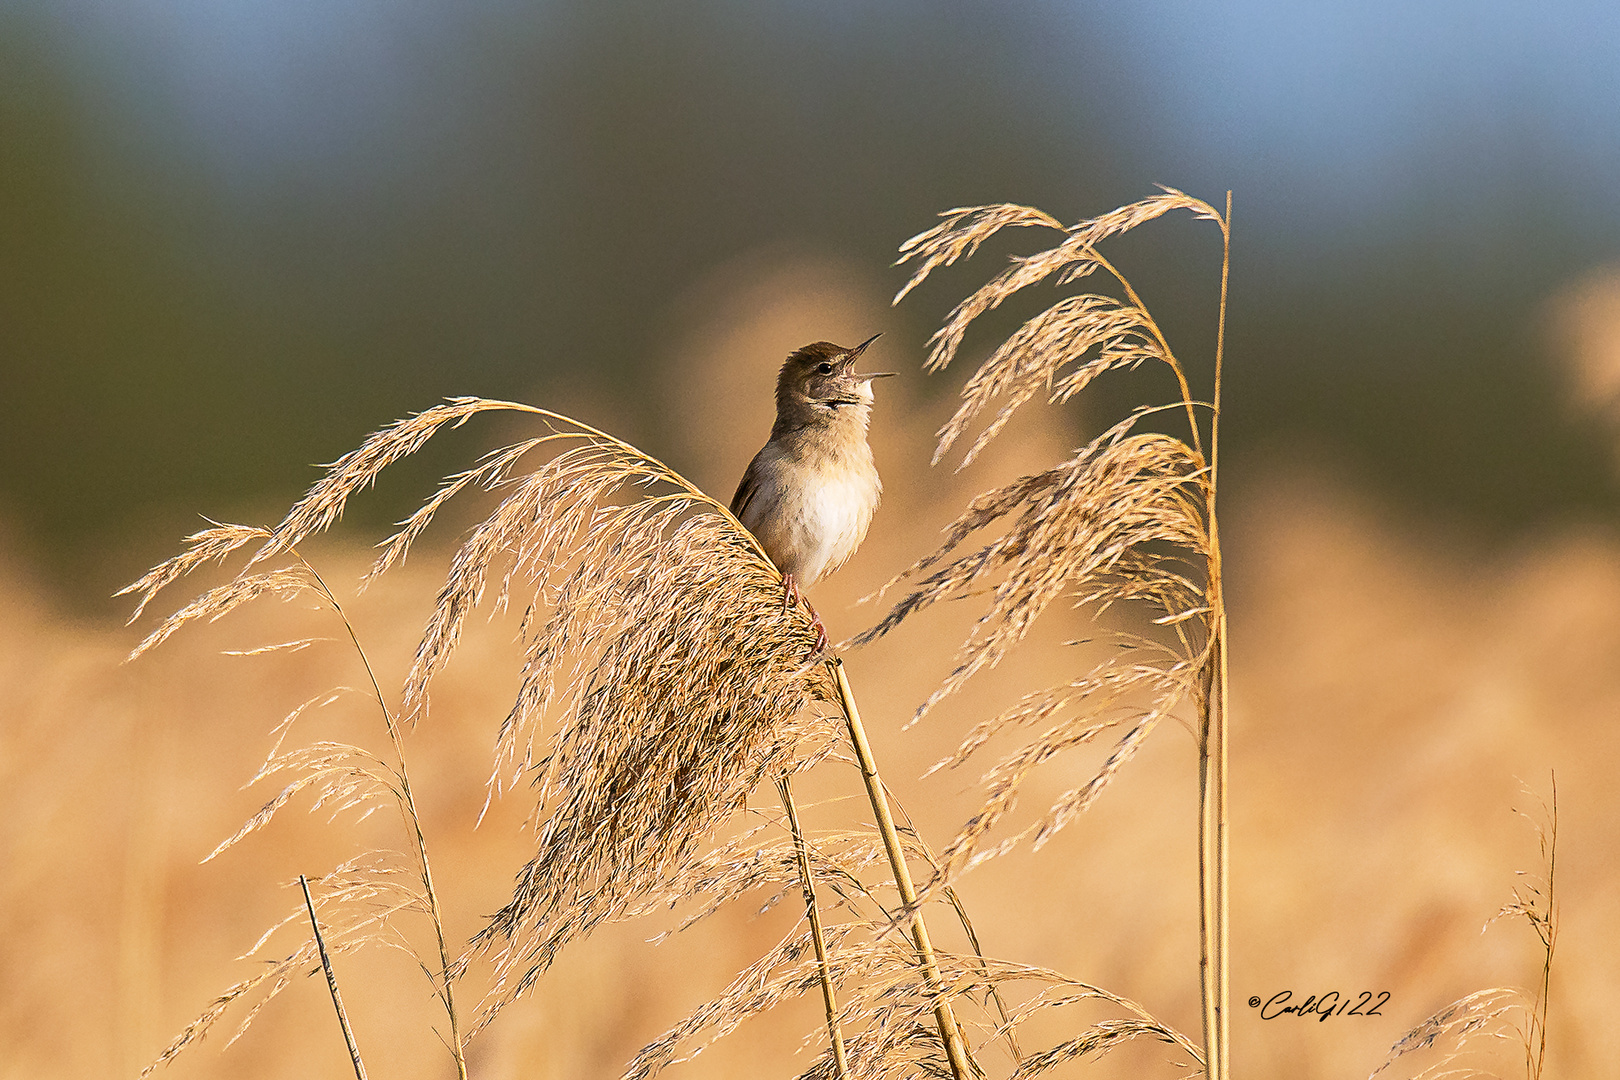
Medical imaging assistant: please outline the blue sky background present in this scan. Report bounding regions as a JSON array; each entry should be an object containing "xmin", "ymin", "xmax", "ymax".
[{"xmin": 36, "ymin": 0, "xmax": 1619, "ymax": 230}]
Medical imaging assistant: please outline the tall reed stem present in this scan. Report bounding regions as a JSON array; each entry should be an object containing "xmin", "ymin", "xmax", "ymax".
[
  {"xmin": 776, "ymin": 775, "xmax": 850, "ymax": 1079},
  {"xmin": 828, "ymin": 658, "xmax": 974, "ymax": 1080},
  {"xmin": 1197, "ymin": 191, "xmax": 1233, "ymax": 1080}
]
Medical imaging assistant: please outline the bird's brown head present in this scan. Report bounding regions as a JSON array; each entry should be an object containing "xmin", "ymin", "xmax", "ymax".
[{"xmin": 774, "ymin": 334, "xmax": 894, "ymax": 425}]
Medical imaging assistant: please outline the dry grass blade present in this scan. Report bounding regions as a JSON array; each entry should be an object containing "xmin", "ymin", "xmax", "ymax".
[
  {"xmin": 931, "ymin": 658, "xmax": 1200, "ymax": 882},
  {"xmin": 949, "ymin": 293, "xmax": 1168, "ymax": 468},
  {"xmin": 924, "ymin": 644, "xmax": 1188, "ymax": 776},
  {"xmin": 626, "ymin": 933, "xmax": 974, "ymax": 1080},
  {"xmin": 898, "ymin": 189, "xmax": 1214, "ymax": 381},
  {"xmin": 1369, "ymin": 989, "xmax": 1530, "ymax": 1080},
  {"xmin": 623, "ymin": 926, "xmax": 864, "ymax": 1080},
  {"xmin": 300, "ymin": 874, "xmax": 370, "ymax": 1080},
  {"xmin": 363, "ymin": 436, "xmax": 549, "ymax": 587},
  {"xmin": 117, "ymin": 521, "xmax": 270, "ymax": 622},
  {"xmin": 246, "ymin": 398, "xmax": 521, "ymax": 570},
  {"xmin": 121, "ymin": 398, "xmax": 580, "ymax": 626},
  {"xmin": 1503, "ymin": 775, "xmax": 1557, "ymax": 1080},
  {"xmin": 894, "ymin": 204, "xmax": 1066, "ymax": 305},
  {"xmin": 623, "ymin": 825, "xmax": 910, "ymax": 935},
  {"xmin": 141, "ymin": 856, "xmax": 424, "ymax": 1074},
  {"xmin": 977, "ymin": 962, "xmax": 1201, "ymax": 1064},
  {"xmin": 1372, "ymin": 778, "xmax": 1559, "ymax": 1080},
  {"xmin": 202, "ymin": 741, "xmax": 400, "ymax": 863},
  {"xmin": 822, "ymin": 948, "xmax": 1198, "ymax": 1080},
  {"xmin": 609, "ymin": 802, "xmax": 977, "ymax": 1080},
  {"xmin": 127, "ymin": 566, "xmax": 316, "ymax": 661},
  {"xmin": 1008, "ymin": 1019, "xmax": 1186, "ymax": 1079},
  {"xmin": 780, "ymin": 776, "xmax": 850, "ymax": 1080},
  {"xmin": 885, "ymin": 795, "xmax": 1024, "ymax": 1068}
]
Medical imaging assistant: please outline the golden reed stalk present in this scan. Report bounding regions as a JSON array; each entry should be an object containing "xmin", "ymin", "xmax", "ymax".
[
  {"xmin": 1197, "ymin": 190, "xmax": 1232, "ymax": 1080},
  {"xmin": 306, "ymin": 561, "xmax": 469, "ymax": 1080},
  {"xmin": 830, "ymin": 658, "xmax": 974, "ymax": 1080}
]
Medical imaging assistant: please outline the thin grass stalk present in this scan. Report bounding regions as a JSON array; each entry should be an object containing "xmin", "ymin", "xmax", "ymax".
[
  {"xmin": 776, "ymin": 775, "xmax": 850, "ymax": 1080},
  {"xmin": 941, "ymin": 884, "xmax": 1022, "ymax": 1069},
  {"xmin": 1196, "ymin": 192, "xmax": 1233, "ymax": 1080},
  {"xmin": 828, "ymin": 658, "xmax": 975, "ymax": 1080},
  {"xmin": 1530, "ymin": 773, "xmax": 1556, "ymax": 1080},
  {"xmin": 1215, "ymin": 193, "xmax": 1232, "ymax": 1080},
  {"xmin": 1371, "ymin": 776, "xmax": 1559, "ymax": 1080},
  {"xmin": 400, "ymin": 769, "xmax": 466, "ymax": 1079},
  {"xmin": 301, "ymin": 557, "xmax": 468, "ymax": 1080},
  {"xmin": 299, "ymin": 875, "xmax": 369, "ymax": 1080}
]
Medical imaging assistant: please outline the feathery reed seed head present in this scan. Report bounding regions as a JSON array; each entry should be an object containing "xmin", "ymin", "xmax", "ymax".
[
  {"xmin": 123, "ymin": 397, "xmax": 841, "ymax": 1060},
  {"xmin": 864, "ymin": 191, "xmax": 1228, "ymax": 887}
]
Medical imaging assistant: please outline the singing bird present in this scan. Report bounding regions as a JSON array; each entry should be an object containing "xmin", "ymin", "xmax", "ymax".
[{"xmin": 731, "ymin": 335, "xmax": 894, "ymax": 653}]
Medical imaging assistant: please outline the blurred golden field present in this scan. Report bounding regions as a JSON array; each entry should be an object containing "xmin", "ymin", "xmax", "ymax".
[{"xmin": 3, "ymin": 255, "xmax": 1617, "ymax": 1080}]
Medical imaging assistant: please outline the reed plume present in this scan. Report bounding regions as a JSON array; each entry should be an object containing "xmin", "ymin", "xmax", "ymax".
[
  {"xmin": 859, "ymin": 188, "xmax": 1233, "ymax": 1076},
  {"xmin": 123, "ymin": 398, "xmax": 977, "ymax": 1076}
]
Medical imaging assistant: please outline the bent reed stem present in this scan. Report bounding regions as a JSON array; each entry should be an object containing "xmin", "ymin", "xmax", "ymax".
[
  {"xmin": 300, "ymin": 874, "xmax": 369, "ymax": 1080},
  {"xmin": 1076, "ymin": 241, "xmax": 1204, "ymax": 462},
  {"xmin": 777, "ymin": 775, "xmax": 850, "ymax": 1080},
  {"xmin": 829, "ymin": 658, "xmax": 975, "ymax": 1080}
]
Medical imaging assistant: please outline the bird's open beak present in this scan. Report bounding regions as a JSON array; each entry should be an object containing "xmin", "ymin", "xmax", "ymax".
[
  {"xmin": 849, "ymin": 331, "xmax": 882, "ymax": 359},
  {"xmin": 846, "ymin": 332, "xmax": 894, "ymax": 380}
]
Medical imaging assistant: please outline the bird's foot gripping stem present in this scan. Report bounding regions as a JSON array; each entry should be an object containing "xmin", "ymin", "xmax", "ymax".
[
  {"xmin": 808, "ymin": 613, "xmax": 829, "ymax": 659},
  {"xmin": 780, "ymin": 573, "xmax": 829, "ymax": 659}
]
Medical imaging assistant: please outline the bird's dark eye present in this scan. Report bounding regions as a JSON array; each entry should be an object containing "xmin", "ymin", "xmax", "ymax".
[{"xmin": 817, "ymin": 362, "xmax": 833, "ymax": 375}]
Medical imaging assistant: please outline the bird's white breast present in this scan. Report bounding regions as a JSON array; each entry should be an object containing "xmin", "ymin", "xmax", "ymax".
[
  {"xmin": 740, "ymin": 444, "xmax": 879, "ymax": 587},
  {"xmin": 790, "ymin": 470, "xmax": 877, "ymax": 585}
]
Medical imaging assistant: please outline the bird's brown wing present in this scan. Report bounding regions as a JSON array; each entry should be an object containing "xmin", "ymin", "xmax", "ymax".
[{"xmin": 730, "ymin": 453, "xmax": 762, "ymax": 520}]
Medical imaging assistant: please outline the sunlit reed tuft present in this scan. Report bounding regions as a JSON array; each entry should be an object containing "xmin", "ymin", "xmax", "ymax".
[{"xmin": 863, "ymin": 188, "xmax": 1232, "ymax": 1077}]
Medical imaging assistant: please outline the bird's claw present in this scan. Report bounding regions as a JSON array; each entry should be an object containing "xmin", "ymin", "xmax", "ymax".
[{"xmin": 809, "ymin": 617, "xmax": 830, "ymax": 660}]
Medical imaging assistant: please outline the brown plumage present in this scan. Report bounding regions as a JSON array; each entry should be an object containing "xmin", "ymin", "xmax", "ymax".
[{"xmin": 731, "ymin": 335, "xmax": 893, "ymax": 650}]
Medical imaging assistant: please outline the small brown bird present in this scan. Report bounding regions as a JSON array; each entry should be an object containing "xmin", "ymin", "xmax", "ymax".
[{"xmin": 731, "ymin": 334, "xmax": 893, "ymax": 653}]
